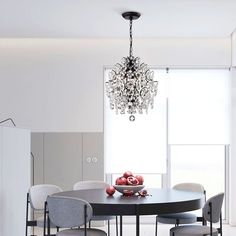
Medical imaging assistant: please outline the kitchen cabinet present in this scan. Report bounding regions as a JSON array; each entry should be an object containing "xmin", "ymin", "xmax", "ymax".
[{"xmin": 31, "ymin": 132, "xmax": 103, "ymax": 191}]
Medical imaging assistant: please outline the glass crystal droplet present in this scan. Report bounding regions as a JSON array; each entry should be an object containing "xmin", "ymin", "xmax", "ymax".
[{"xmin": 129, "ymin": 115, "xmax": 135, "ymax": 121}]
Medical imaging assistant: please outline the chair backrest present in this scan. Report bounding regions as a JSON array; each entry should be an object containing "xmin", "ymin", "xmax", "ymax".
[
  {"xmin": 47, "ymin": 196, "xmax": 93, "ymax": 228},
  {"xmin": 29, "ymin": 184, "xmax": 62, "ymax": 210},
  {"xmin": 73, "ymin": 180, "xmax": 109, "ymax": 190},
  {"xmin": 173, "ymin": 183, "xmax": 205, "ymax": 193},
  {"xmin": 203, "ymin": 192, "xmax": 224, "ymax": 223}
]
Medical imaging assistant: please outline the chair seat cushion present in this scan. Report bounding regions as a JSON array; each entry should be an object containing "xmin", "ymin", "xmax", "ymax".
[
  {"xmin": 57, "ymin": 228, "xmax": 107, "ymax": 236},
  {"xmin": 91, "ymin": 215, "xmax": 116, "ymax": 221},
  {"xmin": 170, "ymin": 225, "xmax": 218, "ymax": 236},
  {"xmin": 157, "ymin": 213, "xmax": 197, "ymax": 224}
]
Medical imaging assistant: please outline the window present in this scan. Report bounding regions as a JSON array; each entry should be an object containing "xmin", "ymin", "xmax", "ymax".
[
  {"xmin": 170, "ymin": 144, "xmax": 227, "ymax": 218},
  {"xmin": 168, "ymin": 69, "xmax": 230, "ymax": 144},
  {"xmin": 104, "ymin": 68, "xmax": 230, "ymax": 220},
  {"xmin": 104, "ymin": 69, "xmax": 168, "ymax": 175}
]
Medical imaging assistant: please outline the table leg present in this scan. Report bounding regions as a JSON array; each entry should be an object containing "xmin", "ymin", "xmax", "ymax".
[
  {"xmin": 120, "ymin": 215, "xmax": 123, "ymax": 236},
  {"xmin": 136, "ymin": 214, "xmax": 140, "ymax": 236}
]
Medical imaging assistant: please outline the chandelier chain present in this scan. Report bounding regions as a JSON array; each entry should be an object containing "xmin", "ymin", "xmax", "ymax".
[{"xmin": 129, "ymin": 18, "xmax": 133, "ymax": 57}]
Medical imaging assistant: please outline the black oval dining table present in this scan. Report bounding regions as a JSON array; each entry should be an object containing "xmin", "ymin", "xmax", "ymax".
[{"xmin": 53, "ymin": 188, "xmax": 204, "ymax": 236}]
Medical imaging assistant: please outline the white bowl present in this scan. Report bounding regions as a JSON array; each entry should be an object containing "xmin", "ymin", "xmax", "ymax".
[{"xmin": 113, "ymin": 185, "xmax": 145, "ymax": 195}]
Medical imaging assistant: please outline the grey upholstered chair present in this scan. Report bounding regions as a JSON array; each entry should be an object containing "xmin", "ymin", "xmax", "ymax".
[
  {"xmin": 169, "ymin": 192, "xmax": 224, "ymax": 236},
  {"xmin": 155, "ymin": 183, "xmax": 206, "ymax": 236},
  {"xmin": 73, "ymin": 181, "xmax": 118, "ymax": 236},
  {"xmin": 25, "ymin": 184, "xmax": 62, "ymax": 236},
  {"xmin": 46, "ymin": 195, "xmax": 107, "ymax": 236}
]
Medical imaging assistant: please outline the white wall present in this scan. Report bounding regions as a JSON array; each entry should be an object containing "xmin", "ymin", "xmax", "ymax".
[{"xmin": 0, "ymin": 38, "xmax": 231, "ymax": 132}]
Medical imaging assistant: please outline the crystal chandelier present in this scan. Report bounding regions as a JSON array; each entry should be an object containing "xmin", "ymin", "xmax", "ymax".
[{"xmin": 105, "ymin": 11, "xmax": 158, "ymax": 121}]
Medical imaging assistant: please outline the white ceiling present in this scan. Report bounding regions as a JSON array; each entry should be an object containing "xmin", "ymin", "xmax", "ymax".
[{"xmin": 1, "ymin": 0, "xmax": 236, "ymax": 38}]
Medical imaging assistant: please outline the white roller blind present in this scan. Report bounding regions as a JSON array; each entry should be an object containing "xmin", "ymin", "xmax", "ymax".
[
  {"xmin": 104, "ymin": 69, "xmax": 168, "ymax": 173},
  {"xmin": 168, "ymin": 69, "xmax": 230, "ymax": 144},
  {"xmin": 104, "ymin": 68, "xmax": 230, "ymax": 174}
]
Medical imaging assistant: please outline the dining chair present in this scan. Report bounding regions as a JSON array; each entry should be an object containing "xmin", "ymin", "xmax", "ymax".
[
  {"xmin": 169, "ymin": 192, "xmax": 224, "ymax": 236},
  {"xmin": 46, "ymin": 195, "xmax": 107, "ymax": 236},
  {"xmin": 73, "ymin": 180, "xmax": 118, "ymax": 236},
  {"xmin": 25, "ymin": 184, "xmax": 62, "ymax": 236},
  {"xmin": 155, "ymin": 183, "xmax": 206, "ymax": 236}
]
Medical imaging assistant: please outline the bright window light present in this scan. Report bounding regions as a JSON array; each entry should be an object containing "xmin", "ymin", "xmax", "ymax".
[{"xmin": 104, "ymin": 69, "xmax": 168, "ymax": 174}]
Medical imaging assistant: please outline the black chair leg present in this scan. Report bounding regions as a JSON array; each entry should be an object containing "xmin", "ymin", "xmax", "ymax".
[
  {"xmin": 155, "ymin": 216, "xmax": 158, "ymax": 236},
  {"xmin": 26, "ymin": 193, "xmax": 29, "ymax": 236},
  {"xmin": 115, "ymin": 216, "xmax": 118, "ymax": 236},
  {"xmin": 220, "ymin": 212, "xmax": 222, "ymax": 236},
  {"xmin": 44, "ymin": 202, "xmax": 47, "ymax": 236},
  {"xmin": 176, "ymin": 219, "xmax": 179, "ymax": 226},
  {"xmin": 108, "ymin": 220, "xmax": 110, "ymax": 236},
  {"xmin": 120, "ymin": 216, "xmax": 123, "ymax": 236},
  {"xmin": 47, "ymin": 214, "xmax": 51, "ymax": 236}
]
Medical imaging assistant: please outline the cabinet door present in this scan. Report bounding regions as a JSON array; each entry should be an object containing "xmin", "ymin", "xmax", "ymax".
[
  {"xmin": 82, "ymin": 132, "xmax": 104, "ymax": 181},
  {"xmin": 44, "ymin": 133, "xmax": 82, "ymax": 191}
]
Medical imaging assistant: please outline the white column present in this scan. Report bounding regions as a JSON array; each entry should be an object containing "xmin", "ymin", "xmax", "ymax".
[
  {"xmin": 229, "ymin": 31, "xmax": 236, "ymax": 225},
  {"xmin": 0, "ymin": 126, "xmax": 31, "ymax": 236},
  {"xmin": 232, "ymin": 32, "xmax": 236, "ymax": 67}
]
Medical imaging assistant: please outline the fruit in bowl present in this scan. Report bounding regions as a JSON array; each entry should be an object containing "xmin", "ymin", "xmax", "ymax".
[
  {"xmin": 114, "ymin": 171, "xmax": 145, "ymax": 195},
  {"xmin": 127, "ymin": 176, "xmax": 139, "ymax": 185},
  {"xmin": 135, "ymin": 175, "xmax": 144, "ymax": 185},
  {"xmin": 115, "ymin": 176, "xmax": 127, "ymax": 185},
  {"xmin": 123, "ymin": 171, "xmax": 133, "ymax": 179},
  {"xmin": 115, "ymin": 171, "xmax": 144, "ymax": 186}
]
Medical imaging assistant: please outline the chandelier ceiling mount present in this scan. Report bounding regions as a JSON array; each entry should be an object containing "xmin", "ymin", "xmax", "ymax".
[{"xmin": 122, "ymin": 11, "xmax": 141, "ymax": 21}]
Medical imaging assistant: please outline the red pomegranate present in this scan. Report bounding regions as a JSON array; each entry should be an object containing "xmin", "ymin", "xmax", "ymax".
[
  {"xmin": 135, "ymin": 175, "xmax": 144, "ymax": 185},
  {"xmin": 123, "ymin": 171, "xmax": 133, "ymax": 179},
  {"xmin": 106, "ymin": 186, "xmax": 116, "ymax": 196},
  {"xmin": 115, "ymin": 176, "xmax": 127, "ymax": 185},
  {"xmin": 127, "ymin": 176, "xmax": 139, "ymax": 185}
]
